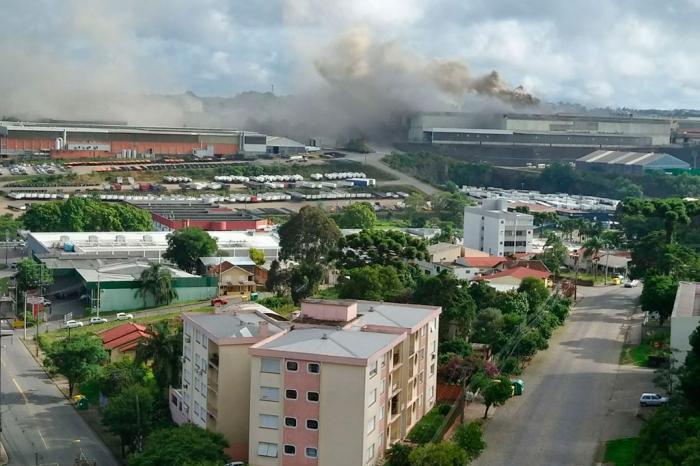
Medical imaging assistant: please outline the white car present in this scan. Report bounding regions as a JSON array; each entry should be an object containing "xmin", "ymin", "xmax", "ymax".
[
  {"xmin": 640, "ymin": 393, "xmax": 668, "ymax": 407},
  {"xmin": 65, "ymin": 320, "xmax": 84, "ymax": 329},
  {"xmin": 624, "ymin": 279, "xmax": 640, "ymax": 288},
  {"xmin": 115, "ymin": 313, "xmax": 134, "ymax": 321},
  {"xmin": 89, "ymin": 317, "xmax": 108, "ymax": 325}
]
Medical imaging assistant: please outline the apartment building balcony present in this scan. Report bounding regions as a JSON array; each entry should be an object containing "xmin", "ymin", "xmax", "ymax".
[
  {"xmin": 207, "ymin": 405, "xmax": 218, "ymax": 419},
  {"xmin": 208, "ymin": 353, "xmax": 219, "ymax": 371}
]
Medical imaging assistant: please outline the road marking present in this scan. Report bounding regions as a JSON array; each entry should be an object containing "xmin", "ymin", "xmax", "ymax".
[
  {"xmin": 12, "ymin": 378, "xmax": 28, "ymax": 404},
  {"xmin": 37, "ymin": 429, "xmax": 49, "ymax": 449}
]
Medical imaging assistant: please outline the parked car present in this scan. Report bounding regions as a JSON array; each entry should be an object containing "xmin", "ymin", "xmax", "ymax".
[
  {"xmin": 65, "ymin": 320, "xmax": 84, "ymax": 329},
  {"xmin": 640, "ymin": 393, "xmax": 668, "ymax": 407},
  {"xmin": 41, "ymin": 298, "xmax": 52, "ymax": 306},
  {"xmin": 624, "ymin": 279, "xmax": 640, "ymax": 288},
  {"xmin": 211, "ymin": 297, "xmax": 229, "ymax": 306},
  {"xmin": 89, "ymin": 317, "xmax": 108, "ymax": 325},
  {"xmin": 115, "ymin": 313, "xmax": 134, "ymax": 321}
]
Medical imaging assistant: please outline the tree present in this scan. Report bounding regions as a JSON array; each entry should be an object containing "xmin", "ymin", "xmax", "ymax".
[
  {"xmin": 249, "ymin": 247, "xmax": 266, "ymax": 266},
  {"xmin": 334, "ymin": 229, "xmax": 429, "ymax": 269},
  {"xmin": 339, "ymin": 265, "xmax": 403, "ymax": 301},
  {"xmin": 408, "ymin": 441, "xmax": 467, "ymax": 466},
  {"xmin": 681, "ymin": 324, "xmax": 700, "ymax": 406},
  {"xmin": 413, "ymin": 272, "xmax": 476, "ymax": 338},
  {"xmin": 582, "ymin": 236, "xmax": 604, "ymax": 281},
  {"xmin": 93, "ymin": 358, "xmax": 148, "ymax": 398},
  {"xmin": 495, "ymin": 290, "xmax": 530, "ymax": 316},
  {"xmin": 468, "ymin": 281, "xmax": 499, "ymax": 309},
  {"xmin": 453, "ymin": 421, "xmax": 486, "ymax": 461},
  {"xmin": 620, "ymin": 198, "xmax": 700, "ymax": 244},
  {"xmin": 163, "ymin": 227, "xmax": 217, "ymax": 273},
  {"xmin": 430, "ymin": 192, "xmax": 474, "ymax": 223},
  {"xmin": 518, "ymin": 277, "xmax": 550, "ymax": 311},
  {"xmin": 640, "ymin": 275, "xmax": 679, "ymax": 325},
  {"xmin": 16, "ymin": 258, "xmax": 53, "ymax": 293},
  {"xmin": 344, "ymin": 137, "xmax": 372, "ymax": 153},
  {"xmin": 0, "ymin": 213, "xmax": 21, "ymax": 238},
  {"xmin": 386, "ymin": 442, "xmax": 413, "ymax": 466},
  {"xmin": 336, "ymin": 202, "xmax": 377, "ymax": 229},
  {"xmin": 102, "ymin": 384, "xmax": 156, "ymax": 456},
  {"xmin": 538, "ymin": 232, "xmax": 567, "ymax": 276},
  {"xmin": 278, "ymin": 206, "xmax": 341, "ymax": 264},
  {"xmin": 472, "ymin": 308, "xmax": 505, "ymax": 347},
  {"xmin": 265, "ymin": 260, "xmax": 290, "ymax": 295},
  {"xmin": 630, "ymin": 231, "xmax": 700, "ymax": 279},
  {"xmin": 135, "ymin": 321, "xmax": 182, "ymax": 394},
  {"xmin": 22, "ymin": 198, "xmax": 152, "ymax": 232},
  {"xmin": 129, "ymin": 424, "xmax": 229, "ymax": 466},
  {"xmin": 288, "ymin": 262, "xmax": 325, "ymax": 304},
  {"xmin": 135, "ymin": 264, "xmax": 178, "ymax": 307},
  {"xmin": 482, "ymin": 376, "xmax": 512, "ymax": 419},
  {"xmin": 43, "ymin": 334, "xmax": 108, "ymax": 396}
]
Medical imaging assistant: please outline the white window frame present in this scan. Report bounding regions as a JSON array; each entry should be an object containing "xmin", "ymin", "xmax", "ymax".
[
  {"xmin": 283, "ymin": 444, "xmax": 296, "ymax": 456},
  {"xmin": 368, "ymin": 388, "xmax": 377, "ymax": 407},
  {"xmin": 261, "ymin": 357, "xmax": 281, "ymax": 374},
  {"xmin": 305, "ymin": 447, "xmax": 318, "ymax": 459},
  {"xmin": 369, "ymin": 360, "xmax": 378, "ymax": 378},
  {"xmin": 367, "ymin": 416, "xmax": 376, "ymax": 434},
  {"xmin": 258, "ymin": 442, "xmax": 278, "ymax": 458},
  {"xmin": 306, "ymin": 419, "xmax": 319, "ymax": 430},
  {"xmin": 307, "ymin": 391, "xmax": 319, "ymax": 403},
  {"xmin": 308, "ymin": 362, "xmax": 321, "ymax": 374},
  {"xmin": 259, "ymin": 414, "xmax": 279, "ymax": 430},
  {"xmin": 285, "ymin": 389, "xmax": 298, "ymax": 400},
  {"xmin": 284, "ymin": 416, "xmax": 297, "ymax": 428},
  {"xmin": 286, "ymin": 360, "xmax": 299, "ymax": 372},
  {"xmin": 367, "ymin": 443, "xmax": 375, "ymax": 463},
  {"xmin": 260, "ymin": 386, "xmax": 279, "ymax": 402}
]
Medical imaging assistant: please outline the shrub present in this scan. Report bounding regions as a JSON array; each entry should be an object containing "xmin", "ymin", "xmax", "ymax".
[{"xmin": 453, "ymin": 422, "xmax": 486, "ymax": 461}]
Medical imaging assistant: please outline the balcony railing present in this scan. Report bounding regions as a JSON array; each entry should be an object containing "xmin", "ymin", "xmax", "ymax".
[{"xmin": 208, "ymin": 353, "xmax": 219, "ymax": 370}]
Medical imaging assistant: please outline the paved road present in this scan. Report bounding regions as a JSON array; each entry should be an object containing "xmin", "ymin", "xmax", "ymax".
[
  {"xmin": 345, "ymin": 151, "xmax": 439, "ymax": 195},
  {"xmin": 0, "ymin": 332, "xmax": 119, "ymax": 466},
  {"xmin": 473, "ymin": 286, "xmax": 647, "ymax": 466}
]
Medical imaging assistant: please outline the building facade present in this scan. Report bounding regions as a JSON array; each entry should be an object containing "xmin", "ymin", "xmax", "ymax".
[
  {"xmin": 247, "ymin": 300, "xmax": 441, "ymax": 466},
  {"xmin": 670, "ymin": 282, "xmax": 700, "ymax": 367},
  {"xmin": 463, "ymin": 199, "xmax": 534, "ymax": 256}
]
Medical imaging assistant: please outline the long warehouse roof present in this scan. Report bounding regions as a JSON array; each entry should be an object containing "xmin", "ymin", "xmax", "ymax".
[{"xmin": 577, "ymin": 150, "xmax": 688, "ymax": 167}]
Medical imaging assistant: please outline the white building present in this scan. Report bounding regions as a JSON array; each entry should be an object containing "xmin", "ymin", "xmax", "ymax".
[
  {"xmin": 670, "ymin": 282, "xmax": 700, "ymax": 367},
  {"xmin": 463, "ymin": 199, "xmax": 533, "ymax": 257}
]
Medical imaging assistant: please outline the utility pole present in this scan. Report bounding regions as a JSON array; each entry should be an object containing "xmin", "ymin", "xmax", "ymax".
[
  {"xmin": 23, "ymin": 291, "xmax": 27, "ymax": 339},
  {"xmin": 4, "ymin": 230, "xmax": 8, "ymax": 266}
]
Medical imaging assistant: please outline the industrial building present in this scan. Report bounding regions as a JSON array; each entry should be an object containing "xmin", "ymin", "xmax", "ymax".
[
  {"xmin": 265, "ymin": 136, "xmax": 306, "ymax": 157},
  {"xmin": 670, "ymin": 282, "xmax": 700, "ymax": 367},
  {"xmin": 0, "ymin": 121, "xmax": 267, "ymax": 158},
  {"xmin": 130, "ymin": 202, "xmax": 273, "ymax": 232},
  {"xmin": 575, "ymin": 150, "xmax": 690, "ymax": 175},
  {"xmin": 463, "ymin": 199, "xmax": 534, "ymax": 256}
]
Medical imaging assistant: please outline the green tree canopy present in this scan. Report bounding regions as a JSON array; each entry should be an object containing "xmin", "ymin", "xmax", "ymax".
[
  {"xmin": 92, "ymin": 358, "xmax": 148, "ymax": 398},
  {"xmin": 0, "ymin": 213, "xmax": 22, "ymax": 238},
  {"xmin": 339, "ymin": 264, "xmax": 403, "ymax": 301},
  {"xmin": 413, "ymin": 272, "xmax": 476, "ymax": 338},
  {"xmin": 640, "ymin": 275, "xmax": 679, "ymax": 325},
  {"xmin": 408, "ymin": 441, "xmax": 467, "ymax": 466},
  {"xmin": 630, "ymin": 231, "xmax": 700, "ymax": 279},
  {"xmin": 495, "ymin": 290, "xmax": 530, "ymax": 316},
  {"xmin": 336, "ymin": 202, "xmax": 377, "ymax": 229},
  {"xmin": 163, "ymin": 227, "xmax": 217, "ymax": 273},
  {"xmin": 16, "ymin": 258, "xmax": 53, "ymax": 293},
  {"xmin": 538, "ymin": 232, "xmax": 567, "ymax": 276},
  {"xmin": 620, "ymin": 198, "xmax": 700, "ymax": 244},
  {"xmin": 386, "ymin": 442, "xmax": 413, "ymax": 466},
  {"xmin": 44, "ymin": 334, "xmax": 108, "ymax": 396},
  {"xmin": 472, "ymin": 307, "xmax": 505, "ymax": 348},
  {"xmin": 135, "ymin": 320, "xmax": 182, "ymax": 394},
  {"xmin": 265, "ymin": 260, "xmax": 290, "ymax": 296},
  {"xmin": 102, "ymin": 384, "xmax": 157, "ymax": 456},
  {"xmin": 482, "ymin": 376, "xmax": 513, "ymax": 419},
  {"xmin": 335, "ymin": 229, "xmax": 429, "ymax": 269},
  {"xmin": 279, "ymin": 206, "xmax": 341, "ymax": 264},
  {"xmin": 453, "ymin": 421, "xmax": 486, "ymax": 462},
  {"xmin": 518, "ymin": 277, "xmax": 550, "ymax": 311},
  {"xmin": 289, "ymin": 262, "xmax": 325, "ymax": 304},
  {"xmin": 22, "ymin": 197, "xmax": 152, "ymax": 232},
  {"xmin": 135, "ymin": 263, "xmax": 178, "ymax": 307},
  {"xmin": 249, "ymin": 247, "xmax": 266, "ymax": 266},
  {"xmin": 129, "ymin": 424, "xmax": 229, "ymax": 466}
]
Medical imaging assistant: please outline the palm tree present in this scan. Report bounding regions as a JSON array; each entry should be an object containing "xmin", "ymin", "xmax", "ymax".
[
  {"xmin": 135, "ymin": 264, "xmax": 178, "ymax": 308},
  {"xmin": 582, "ymin": 236, "xmax": 604, "ymax": 282},
  {"xmin": 135, "ymin": 320, "xmax": 183, "ymax": 395}
]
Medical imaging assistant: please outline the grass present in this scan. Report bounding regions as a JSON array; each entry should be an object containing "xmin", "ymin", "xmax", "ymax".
[
  {"xmin": 620, "ymin": 326, "xmax": 670, "ymax": 367},
  {"xmin": 407, "ymin": 404, "xmax": 450, "ymax": 444},
  {"xmin": 558, "ymin": 271, "xmax": 607, "ymax": 285},
  {"xmin": 603, "ymin": 437, "xmax": 639, "ymax": 466},
  {"xmin": 0, "ymin": 277, "xmax": 9, "ymax": 295},
  {"xmin": 314, "ymin": 287, "xmax": 341, "ymax": 300}
]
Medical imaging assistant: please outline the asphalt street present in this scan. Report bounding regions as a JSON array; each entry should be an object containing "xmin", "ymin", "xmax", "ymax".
[
  {"xmin": 0, "ymin": 332, "xmax": 119, "ymax": 466},
  {"xmin": 473, "ymin": 285, "xmax": 646, "ymax": 466}
]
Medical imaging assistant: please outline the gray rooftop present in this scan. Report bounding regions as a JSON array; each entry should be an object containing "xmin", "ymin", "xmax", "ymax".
[
  {"xmin": 189, "ymin": 311, "xmax": 285, "ymax": 340},
  {"xmin": 199, "ymin": 256, "xmax": 256, "ymax": 267},
  {"xmin": 577, "ymin": 150, "xmax": 689, "ymax": 168},
  {"xmin": 672, "ymin": 282, "xmax": 700, "ymax": 318},
  {"xmin": 352, "ymin": 302, "xmax": 439, "ymax": 330},
  {"xmin": 76, "ymin": 261, "xmax": 193, "ymax": 283},
  {"xmin": 259, "ymin": 327, "xmax": 398, "ymax": 359}
]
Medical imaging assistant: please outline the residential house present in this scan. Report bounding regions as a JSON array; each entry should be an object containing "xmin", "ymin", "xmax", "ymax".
[
  {"xmin": 476, "ymin": 266, "xmax": 552, "ymax": 291},
  {"xmin": 99, "ymin": 322, "xmax": 151, "ymax": 362}
]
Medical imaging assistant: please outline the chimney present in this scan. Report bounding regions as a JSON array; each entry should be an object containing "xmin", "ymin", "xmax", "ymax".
[{"xmin": 259, "ymin": 321, "xmax": 269, "ymax": 338}]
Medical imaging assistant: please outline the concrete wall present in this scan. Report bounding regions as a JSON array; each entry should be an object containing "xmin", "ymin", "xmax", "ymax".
[
  {"xmin": 98, "ymin": 285, "xmax": 217, "ymax": 311},
  {"xmin": 249, "ymin": 356, "xmax": 284, "ymax": 466},
  {"xmin": 216, "ymin": 344, "xmax": 254, "ymax": 461},
  {"xmin": 671, "ymin": 316, "xmax": 700, "ymax": 367}
]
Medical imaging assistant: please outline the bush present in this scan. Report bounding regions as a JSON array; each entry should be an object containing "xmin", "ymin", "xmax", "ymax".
[
  {"xmin": 453, "ymin": 421, "xmax": 486, "ymax": 461},
  {"xmin": 386, "ymin": 443, "xmax": 413, "ymax": 466},
  {"xmin": 407, "ymin": 405, "xmax": 448, "ymax": 444}
]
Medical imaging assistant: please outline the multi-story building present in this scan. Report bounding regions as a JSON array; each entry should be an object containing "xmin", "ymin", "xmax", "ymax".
[
  {"xmin": 670, "ymin": 282, "xmax": 700, "ymax": 368},
  {"xmin": 463, "ymin": 199, "xmax": 533, "ymax": 257},
  {"xmin": 247, "ymin": 299, "xmax": 441, "ymax": 466},
  {"xmin": 170, "ymin": 304, "xmax": 288, "ymax": 460}
]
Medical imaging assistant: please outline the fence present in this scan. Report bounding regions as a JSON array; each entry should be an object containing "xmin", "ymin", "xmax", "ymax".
[{"xmin": 430, "ymin": 387, "xmax": 465, "ymax": 443}]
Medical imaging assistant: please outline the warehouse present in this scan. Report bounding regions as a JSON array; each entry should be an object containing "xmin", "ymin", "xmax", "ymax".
[
  {"xmin": 421, "ymin": 128, "xmax": 651, "ymax": 147},
  {"xmin": 0, "ymin": 120, "xmax": 267, "ymax": 158},
  {"xmin": 575, "ymin": 150, "xmax": 690, "ymax": 175},
  {"xmin": 265, "ymin": 136, "xmax": 306, "ymax": 156},
  {"xmin": 129, "ymin": 202, "xmax": 273, "ymax": 232}
]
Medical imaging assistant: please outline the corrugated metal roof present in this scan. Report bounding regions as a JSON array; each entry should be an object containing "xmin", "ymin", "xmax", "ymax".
[
  {"xmin": 259, "ymin": 328, "xmax": 398, "ymax": 359},
  {"xmin": 577, "ymin": 150, "xmax": 688, "ymax": 168}
]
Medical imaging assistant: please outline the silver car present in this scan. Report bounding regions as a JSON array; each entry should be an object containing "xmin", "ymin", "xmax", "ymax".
[{"xmin": 640, "ymin": 393, "xmax": 668, "ymax": 407}]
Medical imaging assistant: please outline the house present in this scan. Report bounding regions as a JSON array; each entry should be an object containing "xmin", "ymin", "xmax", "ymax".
[
  {"xmin": 200, "ymin": 259, "xmax": 258, "ymax": 297},
  {"xmin": 426, "ymin": 243, "xmax": 464, "ymax": 263},
  {"xmin": 99, "ymin": 322, "xmax": 151, "ymax": 362},
  {"xmin": 475, "ymin": 266, "xmax": 552, "ymax": 291},
  {"xmin": 670, "ymin": 282, "xmax": 700, "ymax": 368}
]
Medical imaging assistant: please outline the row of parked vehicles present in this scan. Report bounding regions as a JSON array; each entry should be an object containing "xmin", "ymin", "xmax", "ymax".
[{"xmin": 65, "ymin": 312, "xmax": 133, "ymax": 328}]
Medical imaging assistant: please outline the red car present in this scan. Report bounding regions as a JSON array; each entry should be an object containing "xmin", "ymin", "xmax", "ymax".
[{"xmin": 211, "ymin": 298, "xmax": 229, "ymax": 306}]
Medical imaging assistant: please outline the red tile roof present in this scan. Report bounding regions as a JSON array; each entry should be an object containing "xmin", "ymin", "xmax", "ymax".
[
  {"xmin": 100, "ymin": 322, "xmax": 151, "ymax": 352},
  {"xmin": 462, "ymin": 256, "xmax": 506, "ymax": 268},
  {"xmin": 478, "ymin": 266, "xmax": 552, "ymax": 281}
]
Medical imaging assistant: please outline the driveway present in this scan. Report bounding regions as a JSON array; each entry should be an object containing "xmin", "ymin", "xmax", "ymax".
[{"xmin": 473, "ymin": 286, "xmax": 652, "ymax": 466}]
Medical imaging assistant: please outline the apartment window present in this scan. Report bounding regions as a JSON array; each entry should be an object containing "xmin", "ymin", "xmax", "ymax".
[
  {"xmin": 285, "ymin": 389, "xmax": 298, "ymax": 400},
  {"xmin": 308, "ymin": 362, "xmax": 320, "ymax": 374},
  {"xmin": 284, "ymin": 445, "xmax": 296, "ymax": 456},
  {"xmin": 260, "ymin": 414, "xmax": 279, "ymax": 429},
  {"xmin": 286, "ymin": 361, "xmax": 298, "ymax": 372},
  {"xmin": 429, "ymin": 319, "xmax": 436, "ymax": 333},
  {"xmin": 430, "ymin": 364, "xmax": 435, "ymax": 375},
  {"xmin": 367, "ymin": 444, "xmax": 375, "ymax": 463},
  {"xmin": 261, "ymin": 358, "xmax": 281, "ymax": 374},
  {"xmin": 429, "ymin": 385, "xmax": 434, "ymax": 401},
  {"xmin": 306, "ymin": 419, "xmax": 319, "ymax": 430},
  {"xmin": 380, "ymin": 379, "xmax": 385, "ymax": 394},
  {"xmin": 369, "ymin": 360, "xmax": 378, "ymax": 378},
  {"xmin": 305, "ymin": 447, "xmax": 318, "ymax": 458},
  {"xmin": 307, "ymin": 391, "xmax": 319, "ymax": 402},
  {"xmin": 260, "ymin": 386, "xmax": 279, "ymax": 402},
  {"xmin": 284, "ymin": 417, "xmax": 297, "ymax": 428},
  {"xmin": 378, "ymin": 408, "xmax": 384, "ymax": 421},
  {"xmin": 195, "ymin": 330, "xmax": 200, "ymax": 344},
  {"xmin": 367, "ymin": 416, "xmax": 376, "ymax": 434},
  {"xmin": 201, "ymin": 338, "xmax": 207, "ymax": 349},
  {"xmin": 258, "ymin": 442, "xmax": 278, "ymax": 458},
  {"xmin": 368, "ymin": 388, "xmax": 377, "ymax": 407}
]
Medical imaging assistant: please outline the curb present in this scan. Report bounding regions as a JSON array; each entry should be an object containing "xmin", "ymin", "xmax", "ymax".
[{"xmin": 0, "ymin": 440, "xmax": 8, "ymax": 465}]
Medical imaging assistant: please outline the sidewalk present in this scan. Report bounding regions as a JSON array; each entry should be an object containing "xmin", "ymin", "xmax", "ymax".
[{"xmin": 0, "ymin": 441, "xmax": 7, "ymax": 465}]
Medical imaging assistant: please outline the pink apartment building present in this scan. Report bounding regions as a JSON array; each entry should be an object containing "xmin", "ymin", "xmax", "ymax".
[{"xmin": 248, "ymin": 299, "xmax": 441, "ymax": 466}]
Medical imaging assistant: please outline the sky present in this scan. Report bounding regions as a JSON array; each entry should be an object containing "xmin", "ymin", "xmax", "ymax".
[{"xmin": 1, "ymin": 0, "xmax": 699, "ymax": 113}]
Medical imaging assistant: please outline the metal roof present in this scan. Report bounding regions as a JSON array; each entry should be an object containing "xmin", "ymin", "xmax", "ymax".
[
  {"xmin": 188, "ymin": 312, "xmax": 285, "ymax": 339},
  {"xmin": 577, "ymin": 150, "xmax": 689, "ymax": 167},
  {"xmin": 672, "ymin": 282, "xmax": 700, "ymax": 318},
  {"xmin": 76, "ymin": 261, "xmax": 194, "ymax": 282},
  {"xmin": 258, "ymin": 327, "xmax": 399, "ymax": 359},
  {"xmin": 350, "ymin": 302, "xmax": 440, "ymax": 330}
]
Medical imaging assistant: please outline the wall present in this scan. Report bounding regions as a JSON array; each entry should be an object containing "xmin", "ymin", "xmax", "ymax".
[
  {"xmin": 217, "ymin": 344, "xmax": 255, "ymax": 461},
  {"xmin": 671, "ymin": 316, "xmax": 700, "ymax": 367},
  {"xmin": 249, "ymin": 356, "xmax": 284, "ymax": 466},
  {"xmin": 99, "ymin": 285, "xmax": 217, "ymax": 311}
]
